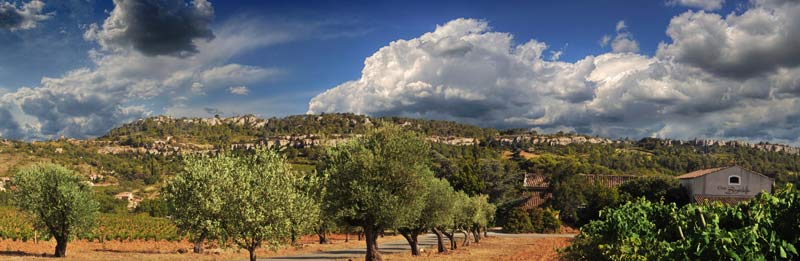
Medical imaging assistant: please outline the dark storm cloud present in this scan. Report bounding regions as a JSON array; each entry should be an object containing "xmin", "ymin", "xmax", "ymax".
[
  {"xmin": 657, "ymin": 0, "xmax": 800, "ymax": 79},
  {"xmin": 86, "ymin": 0, "xmax": 214, "ymax": 57},
  {"xmin": 0, "ymin": 4, "xmax": 24, "ymax": 29},
  {"xmin": 0, "ymin": 108, "xmax": 21, "ymax": 138},
  {"xmin": 0, "ymin": 0, "xmax": 50, "ymax": 31}
]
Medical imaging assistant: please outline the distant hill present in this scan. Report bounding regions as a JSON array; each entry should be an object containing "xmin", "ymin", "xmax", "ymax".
[{"xmin": 1, "ymin": 113, "xmax": 799, "ymax": 203}]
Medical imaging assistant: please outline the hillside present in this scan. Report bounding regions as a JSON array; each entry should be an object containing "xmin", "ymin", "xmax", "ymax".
[{"xmin": 1, "ymin": 113, "xmax": 799, "ymax": 206}]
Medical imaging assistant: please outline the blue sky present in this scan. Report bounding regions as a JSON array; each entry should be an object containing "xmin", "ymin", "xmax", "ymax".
[{"xmin": 2, "ymin": 0, "xmax": 800, "ymax": 146}]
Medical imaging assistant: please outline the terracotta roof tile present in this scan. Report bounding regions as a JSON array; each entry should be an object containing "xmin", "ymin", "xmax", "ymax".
[
  {"xmin": 676, "ymin": 167, "xmax": 728, "ymax": 179},
  {"xmin": 583, "ymin": 174, "xmax": 639, "ymax": 187},
  {"xmin": 523, "ymin": 173, "xmax": 639, "ymax": 189},
  {"xmin": 524, "ymin": 173, "xmax": 549, "ymax": 188},
  {"xmin": 520, "ymin": 191, "xmax": 552, "ymax": 210}
]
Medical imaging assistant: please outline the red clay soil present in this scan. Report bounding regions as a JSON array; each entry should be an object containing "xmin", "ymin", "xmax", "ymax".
[{"xmin": 0, "ymin": 233, "xmax": 401, "ymax": 261}]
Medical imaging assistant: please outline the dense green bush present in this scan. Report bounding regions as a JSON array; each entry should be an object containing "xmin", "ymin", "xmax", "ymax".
[
  {"xmin": 562, "ymin": 184, "xmax": 800, "ymax": 260},
  {"xmin": 502, "ymin": 207, "xmax": 561, "ymax": 233},
  {"xmin": 134, "ymin": 198, "xmax": 169, "ymax": 217},
  {"xmin": 503, "ymin": 208, "xmax": 533, "ymax": 233},
  {"xmin": 552, "ymin": 175, "xmax": 620, "ymax": 226},
  {"xmin": 539, "ymin": 208, "xmax": 561, "ymax": 233},
  {"xmin": 618, "ymin": 176, "xmax": 689, "ymax": 205}
]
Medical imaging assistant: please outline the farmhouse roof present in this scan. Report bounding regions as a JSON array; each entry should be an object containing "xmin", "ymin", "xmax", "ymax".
[
  {"xmin": 524, "ymin": 173, "xmax": 548, "ymax": 189},
  {"xmin": 523, "ymin": 173, "xmax": 638, "ymax": 189},
  {"xmin": 520, "ymin": 191, "xmax": 552, "ymax": 210},
  {"xmin": 676, "ymin": 167, "xmax": 727, "ymax": 179},
  {"xmin": 583, "ymin": 174, "xmax": 638, "ymax": 187},
  {"xmin": 676, "ymin": 166, "xmax": 771, "ymax": 180}
]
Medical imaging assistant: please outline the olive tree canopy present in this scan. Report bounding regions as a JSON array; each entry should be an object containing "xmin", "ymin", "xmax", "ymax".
[
  {"xmin": 322, "ymin": 124, "xmax": 434, "ymax": 261},
  {"xmin": 13, "ymin": 164, "xmax": 98, "ymax": 257}
]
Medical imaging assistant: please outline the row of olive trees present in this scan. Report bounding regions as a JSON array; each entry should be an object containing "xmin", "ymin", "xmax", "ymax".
[
  {"xmin": 7, "ymin": 124, "xmax": 493, "ymax": 260},
  {"xmin": 319, "ymin": 124, "xmax": 495, "ymax": 260},
  {"xmin": 160, "ymin": 150, "xmax": 320, "ymax": 261},
  {"xmin": 161, "ymin": 124, "xmax": 496, "ymax": 261}
]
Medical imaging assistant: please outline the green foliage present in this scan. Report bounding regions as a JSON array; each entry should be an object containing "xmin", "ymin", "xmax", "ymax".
[
  {"xmin": 618, "ymin": 176, "xmax": 690, "ymax": 205},
  {"xmin": 528, "ymin": 207, "xmax": 561, "ymax": 233},
  {"xmin": 163, "ymin": 150, "xmax": 317, "ymax": 260},
  {"xmin": 541, "ymin": 208, "xmax": 561, "ymax": 233},
  {"xmin": 550, "ymin": 175, "xmax": 620, "ymax": 226},
  {"xmin": 134, "ymin": 198, "xmax": 169, "ymax": 217},
  {"xmin": 322, "ymin": 124, "xmax": 434, "ymax": 229},
  {"xmin": 321, "ymin": 124, "xmax": 434, "ymax": 260},
  {"xmin": 562, "ymin": 184, "xmax": 800, "ymax": 260},
  {"xmin": 94, "ymin": 192, "xmax": 128, "ymax": 214},
  {"xmin": 578, "ymin": 184, "xmax": 620, "ymax": 225},
  {"xmin": 12, "ymin": 164, "xmax": 99, "ymax": 257},
  {"xmin": 0, "ymin": 207, "xmax": 182, "ymax": 243},
  {"xmin": 503, "ymin": 208, "xmax": 533, "ymax": 233},
  {"xmin": 0, "ymin": 192, "xmax": 12, "ymax": 206},
  {"xmin": 403, "ymin": 177, "xmax": 458, "ymax": 232},
  {"xmin": 162, "ymin": 154, "xmax": 225, "ymax": 244},
  {"xmin": 431, "ymin": 145, "xmax": 522, "ymax": 203},
  {"xmin": 471, "ymin": 194, "xmax": 495, "ymax": 228},
  {"xmin": 501, "ymin": 207, "xmax": 560, "ymax": 233},
  {"xmin": 80, "ymin": 214, "xmax": 182, "ymax": 242},
  {"xmin": 0, "ymin": 207, "xmax": 46, "ymax": 242}
]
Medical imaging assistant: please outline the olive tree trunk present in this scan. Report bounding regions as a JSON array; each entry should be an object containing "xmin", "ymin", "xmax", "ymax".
[
  {"xmin": 248, "ymin": 246, "xmax": 257, "ymax": 261},
  {"xmin": 398, "ymin": 228, "xmax": 421, "ymax": 256},
  {"xmin": 192, "ymin": 238, "xmax": 204, "ymax": 254},
  {"xmin": 431, "ymin": 227, "xmax": 448, "ymax": 253},
  {"xmin": 442, "ymin": 230, "xmax": 457, "ymax": 250},
  {"xmin": 54, "ymin": 236, "xmax": 68, "ymax": 257},
  {"xmin": 472, "ymin": 226, "xmax": 481, "ymax": 243},
  {"xmin": 317, "ymin": 225, "xmax": 329, "ymax": 244},
  {"xmin": 364, "ymin": 225, "xmax": 382, "ymax": 261}
]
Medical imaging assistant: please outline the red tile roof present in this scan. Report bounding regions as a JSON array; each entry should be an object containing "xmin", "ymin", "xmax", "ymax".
[
  {"xmin": 676, "ymin": 167, "xmax": 727, "ymax": 179},
  {"xmin": 583, "ymin": 174, "xmax": 638, "ymax": 187},
  {"xmin": 523, "ymin": 173, "xmax": 639, "ymax": 189},
  {"xmin": 520, "ymin": 191, "xmax": 552, "ymax": 210},
  {"xmin": 524, "ymin": 173, "xmax": 549, "ymax": 189}
]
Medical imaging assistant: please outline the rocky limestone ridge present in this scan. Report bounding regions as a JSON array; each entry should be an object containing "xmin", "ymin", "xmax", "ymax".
[
  {"xmin": 143, "ymin": 114, "xmax": 268, "ymax": 128},
  {"xmin": 491, "ymin": 134, "xmax": 799, "ymax": 154},
  {"xmin": 115, "ymin": 115, "xmax": 800, "ymax": 155},
  {"xmin": 493, "ymin": 134, "xmax": 619, "ymax": 146},
  {"xmin": 94, "ymin": 133, "xmax": 485, "ymax": 156},
  {"xmin": 648, "ymin": 138, "xmax": 800, "ymax": 154}
]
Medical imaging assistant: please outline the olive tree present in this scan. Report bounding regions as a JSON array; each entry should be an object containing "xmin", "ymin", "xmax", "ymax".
[
  {"xmin": 469, "ymin": 194, "xmax": 495, "ymax": 243},
  {"xmin": 13, "ymin": 164, "xmax": 98, "ymax": 257},
  {"xmin": 455, "ymin": 192, "xmax": 478, "ymax": 246},
  {"xmin": 322, "ymin": 124, "xmax": 433, "ymax": 261},
  {"xmin": 162, "ymin": 154, "xmax": 226, "ymax": 253},
  {"xmin": 288, "ymin": 171, "xmax": 325, "ymax": 246},
  {"xmin": 163, "ymin": 150, "xmax": 318, "ymax": 261},
  {"xmin": 398, "ymin": 177, "xmax": 457, "ymax": 255}
]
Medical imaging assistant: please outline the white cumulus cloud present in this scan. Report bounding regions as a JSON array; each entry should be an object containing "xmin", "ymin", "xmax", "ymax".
[{"xmin": 309, "ymin": 14, "xmax": 800, "ymax": 144}]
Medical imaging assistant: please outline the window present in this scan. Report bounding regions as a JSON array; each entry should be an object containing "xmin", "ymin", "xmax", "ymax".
[{"xmin": 729, "ymin": 175, "xmax": 741, "ymax": 185}]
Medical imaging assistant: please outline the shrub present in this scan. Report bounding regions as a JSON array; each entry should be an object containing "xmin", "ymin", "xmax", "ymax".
[
  {"xmin": 541, "ymin": 208, "xmax": 561, "ymax": 233},
  {"xmin": 503, "ymin": 208, "xmax": 533, "ymax": 233}
]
